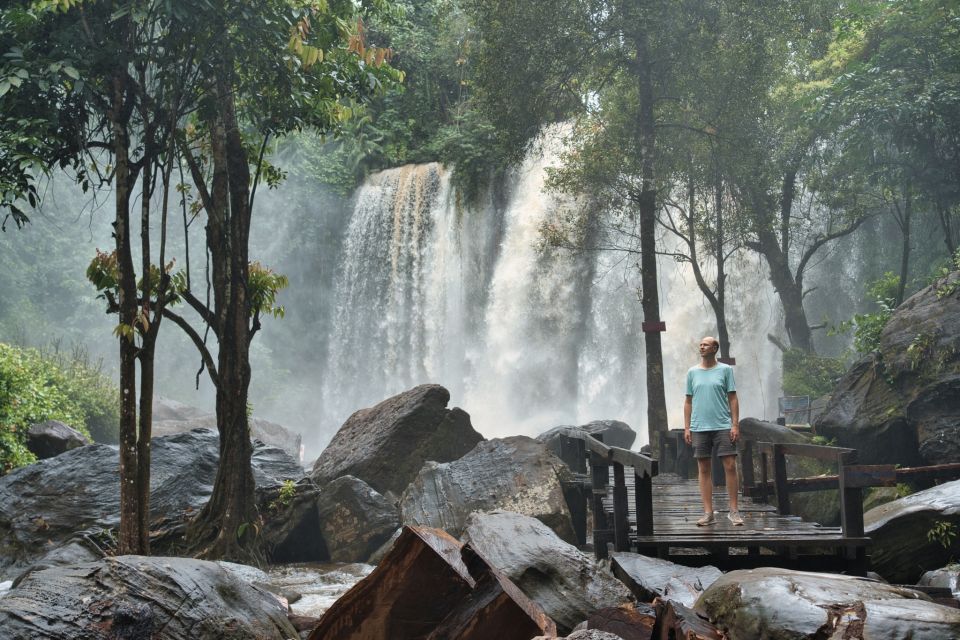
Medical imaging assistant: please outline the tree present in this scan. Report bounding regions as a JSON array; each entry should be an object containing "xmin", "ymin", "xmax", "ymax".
[
  {"xmin": 159, "ymin": 0, "xmax": 401, "ymax": 561},
  {"xmin": 0, "ymin": 0, "xmax": 193, "ymax": 553}
]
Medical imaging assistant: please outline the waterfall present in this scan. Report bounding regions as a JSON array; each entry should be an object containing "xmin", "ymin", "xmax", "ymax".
[{"xmin": 319, "ymin": 132, "xmax": 782, "ymax": 451}]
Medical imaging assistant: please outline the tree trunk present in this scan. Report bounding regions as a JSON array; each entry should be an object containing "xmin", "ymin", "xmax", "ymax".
[
  {"xmin": 936, "ymin": 201, "xmax": 957, "ymax": 258},
  {"xmin": 895, "ymin": 184, "xmax": 912, "ymax": 306},
  {"xmin": 748, "ymin": 169, "xmax": 815, "ymax": 353},
  {"xmin": 714, "ymin": 177, "xmax": 730, "ymax": 359},
  {"xmin": 186, "ymin": 74, "xmax": 259, "ymax": 562},
  {"xmin": 112, "ymin": 68, "xmax": 140, "ymax": 555},
  {"xmin": 633, "ymin": 24, "xmax": 669, "ymax": 447}
]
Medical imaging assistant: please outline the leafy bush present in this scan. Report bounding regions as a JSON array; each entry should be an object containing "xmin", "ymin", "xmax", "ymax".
[
  {"xmin": 831, "ymin": 271, "xmax": 899, "ymax": 355},
  {"xmin": 782, "ymin": 348, "xmax": 847, "ymax": 398},
  {"xmin": 0, "ymin": 342, "xmax": 119, "ymax": 473}
]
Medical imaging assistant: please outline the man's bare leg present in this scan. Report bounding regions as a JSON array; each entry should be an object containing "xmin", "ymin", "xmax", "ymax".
[
  {"xmin": 697, "ymin": 457, "xmax": 714, "ymax": 515},
  {"xmin": 722, "ymin": 454, "xmax": 739, "ymax": 512}
]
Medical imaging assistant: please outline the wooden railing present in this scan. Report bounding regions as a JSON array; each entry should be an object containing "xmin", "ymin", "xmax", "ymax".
[{"xmin": 552, "ymin": 430, "xmax": 657, "ymax": 560}]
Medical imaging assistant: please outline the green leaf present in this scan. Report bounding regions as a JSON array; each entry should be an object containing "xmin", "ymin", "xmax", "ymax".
[
  {"xmin": 0, "ymin": 81, "xmax": 10, "ymax": 97},
  {"xmin": 63, "ymin": 66, "xmax": 80, "ymax": 80}
]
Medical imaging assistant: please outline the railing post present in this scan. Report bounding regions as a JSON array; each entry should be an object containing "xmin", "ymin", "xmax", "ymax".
[
  {"xmin": 613, "ymin": 462, "xmax": 630, "ymax": 552},
  {"xmin": 590, "ymin": 450, "xmax": 611, "ymax": 560},
  {"xmin": 558, "ymin": 434, "xmax": 588, "ymax": 473},
  {"xmin": 839, "ymin": 450, "xmax": 864, "ymax": 538},
  {"xmin": 635, "ymin": 469, "xmax": 654, "ymax": 537},
  {"xmin": 741, "ymin": 439, "xmax": 756, "ymax": 494},
  {"xmin": 773, "ymin": 444, "xmax": 791, "ymax": 515},
  {"xmin": 759, "ymin": 451, "xmax": 770, "ymax": 503}
]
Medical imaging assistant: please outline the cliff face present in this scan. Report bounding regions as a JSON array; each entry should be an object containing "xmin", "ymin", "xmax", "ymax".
[{"xmin": 816, "ymin": 271, "xmax": 960, "ymax": 465}]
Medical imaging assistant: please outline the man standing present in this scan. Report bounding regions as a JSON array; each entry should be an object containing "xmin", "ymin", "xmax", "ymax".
[{"xmin": 683, "ymin": 336, "xmax": 743, "ymax": 526}]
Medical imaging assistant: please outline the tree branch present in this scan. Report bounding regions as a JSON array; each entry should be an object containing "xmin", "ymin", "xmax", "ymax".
[{"xmin": 161, "ymin": 309, "xmax": 219, "ymax": 388}]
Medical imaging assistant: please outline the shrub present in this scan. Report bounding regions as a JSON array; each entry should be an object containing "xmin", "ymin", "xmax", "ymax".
[
  {"xmin": 0, "ymin": 342, "xmax": 119, "ymax": 473},
  {"xmin": 782, "ymin": 348, "xmax": 847, "ymax": 398}
]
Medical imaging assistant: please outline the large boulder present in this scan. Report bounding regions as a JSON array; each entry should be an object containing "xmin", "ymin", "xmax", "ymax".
[
  {"xmin": 865, "ymin": 478, "xmax": 960, "ymax": 584},
  {"xmin": 538, "ymin": 420, "xmax": 637, "ymax": 451},
  {"xmin": 400, "ymin": 436, "xmax": 577, "ymax": 542},
  {"xmin": 0, "ymin": 555, "xmax": 297, "ymax": 639},
  {"xmin": 312, "ymin": 384, "xmax": 482, "ymax": 496},
  {"xmin": 815, "ymin": 271, "xmax": 960, "ymax": 466},
  {"xmin": 697, "ymin": 567, "xmax": 960, "ymax": 640},
  {"xmin": 26, "ymin": 420, "xmax": 91, "ymax": 459},
  {"xmin": 0, "ymin": 429, "xmax": 305, "ymax": 581},
  {"xmin": 316, "ymin": 475, "xmax": 399, "ymax": 563},
  {"xmin": 461, "ymin": 511, "xmax": 634, "ymax": 635},
  {"xmin": 152, "ymin": 396, "xmax": 303, "ymax": 460}
]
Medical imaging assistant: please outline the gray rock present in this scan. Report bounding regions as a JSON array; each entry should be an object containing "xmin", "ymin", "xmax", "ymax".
[
  {"xmin": 400, "ymin": 436, "xmax": 577, "ymax": 542},
  {"xmin": 538, "ymin": 420, "xmax": 637, "ymax": 451},
  {"xmin": 461, "ymin": 510, "xmax": 633, "ymax": 635},
  {"xmin": 815, "ymin": 271, "xmax": 960, "ymax": 466},
  {"xmin": 312, "ymin": 384, "xmax": 483, "ymax": 496},
  {"xmin": 738, "ymin": 417, "xmax": 809, "ymax": 445},
  {"xmin": 153, "ymin": 396, "xmax": 303, "ymax": 460},
  {"xmin": 865, "ymin": 478, "xmax": 960, "ymax": 584},
  {"xmin": 611, "ymin": 552, "xmax": 721, "ymax": 607},
  {"xmin": 316, "ymin": 476, "xmax": 399, "ymax": 563},
  {"xmin": 919, "ymin": 566, "xmax": 960, "ymax": 597},
  {"xmin": 26, "ymin": 420, "xmax": 91, "ymax": 459},
  {"xmin": 697, "ymin": 567, "xmax": 960, "ymax": 640},
  {"xmin": 0, "ymin": 429, "xmax": 306, "ymax": 581},
  {"xmin": 0, "ymin": 555, "xmax": 297, "ymax": 639}
]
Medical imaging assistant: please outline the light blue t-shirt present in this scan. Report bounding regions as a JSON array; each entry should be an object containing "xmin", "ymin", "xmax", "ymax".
[{"xmin": 686, "ymin": 363, "xmax": 736, "ymax": 431}]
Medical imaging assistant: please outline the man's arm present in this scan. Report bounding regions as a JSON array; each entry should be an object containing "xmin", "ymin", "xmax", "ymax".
[
  {"xmin": 729, "ymin": 391, "xmax": 740, "ymax": 442},
  {"xmin": 684, "ymin": 395, "xmax": 693, "ymax": 444}
]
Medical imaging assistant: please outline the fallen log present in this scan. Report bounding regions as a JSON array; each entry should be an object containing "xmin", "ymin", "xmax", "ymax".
[
  {"xmin": 586, "ymin": 603, "xmax": 656, "ymax": 640},
  {"xmin": 652, "ymin": 598, "xmax": 723, "ymax": 640},
  {"xmin": 308, "ymin": 526, "xmax": 556, "ymax": 640}
]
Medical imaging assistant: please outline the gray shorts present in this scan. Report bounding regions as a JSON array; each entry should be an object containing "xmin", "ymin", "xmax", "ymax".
[{"xmin": 692, "ymin": 429, "xmax": 738, "ymax": 459}]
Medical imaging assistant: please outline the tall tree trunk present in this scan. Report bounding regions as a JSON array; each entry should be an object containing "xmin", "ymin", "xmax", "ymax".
[
  {"xmin": 633, "ymin": 24, "xmax": 668, "ymax": 447},
  {"xmin": 748, "ymin": 169, "xmax": 815, "ymax": 353},
  {"xmin": 714, "ymin": 177, "xmax": 730, "ymax": 359},
  {"xmin": 112, "ymin": 68, "xmax": 140, "ymax": 555},
  {"xmin": 186, "ymin": 74, "xmax": 258, "ymax": 562},
  {"xmin": 936, "ymin": 200, "xmax": 957, "ymax": 258},
  {"xmin": 895, "ymin": 184, "xmax": 912, "ymax": 306}
]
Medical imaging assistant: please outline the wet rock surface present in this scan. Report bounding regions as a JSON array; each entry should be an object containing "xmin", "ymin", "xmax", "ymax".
[
  {"xmin": 26, "ymin": 420, "xmax": 91, "ymax": 459},
  {"xmin": 611, "ymin": 552, "xmax": 722, "ymax": 607},
  {"xmin": 697, "ymin": 567, "xmax": 960, "ymax": 640},
  {"xmin": 865, "ymin": 478, "xmax": 960, "ymax": 583},
  {"xmin": 538, "ymin": 420, "xmax": 637, "ymax": 451},
  {"xmin": 152, "ymin": 396, "xmax": 303, "ymax": 459},
  {"xmin": 0, "ymin": 555, "xmax": 297, "ymax": 639},
  {"xmin": 461, "ymin": 510, "xmax": 634, "ymax": 635},
  {"xmin": 316, "ymin": 475, "xmax": 399, "ymax": 563},
  {"xmin": 311, "ymin": 384, "xmax": 482, "ymax": 496},
  {"xmin": 816, "ymin": 270, "xmax": 960, "ymax": 466},
  {"xmin": 400, "ymin": 436, "xmax": 577, "ymax": 542},
  {"xmin": 0, "ymin": 429, "xmax": 305, "ymax": 581}
]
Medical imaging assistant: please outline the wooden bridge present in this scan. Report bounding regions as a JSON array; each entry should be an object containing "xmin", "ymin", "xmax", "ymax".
[{"xmin": 552, "ymin": 429, "xmax": 960, "ymax": 573}]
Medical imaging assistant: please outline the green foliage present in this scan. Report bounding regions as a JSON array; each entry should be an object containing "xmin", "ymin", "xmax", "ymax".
[
  {"xmin": 0, "ymin": 342, "xmax": 119, "ymax": 473},
  {"xmin": 832, "ymin": 271, "xmax": 899, "ymax": 355},
  {"xmin": 248, "ymin": 262, "xmax": 289, "ymax": 320},
  {"xmin": 928, "ymin": 520, "xmax": 958, "ymax": 550},
  {"xmin": 269, "ymin": 478, "xmax": 297, "ymax": 511},
  {"xmin": 782, "ymin": 348, "xmax": 847, "ymax": 398}
]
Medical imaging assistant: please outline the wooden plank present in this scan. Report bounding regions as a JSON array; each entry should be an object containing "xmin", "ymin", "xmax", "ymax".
[
  {"xmin": 839, "ymin": 451, "xmax": 865, "ymax": 539},
  {"xmin": 635, "ymin": 470, "xmax": 654, "ymax": 537},
  {"xmin": 843, "ymin": 464, "xmax": 897, "ymax": 489}
]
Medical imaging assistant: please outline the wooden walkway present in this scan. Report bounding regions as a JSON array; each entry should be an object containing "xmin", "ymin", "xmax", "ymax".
[{"xmin": 609, "ymin": 470, "xmax": 870, "ymax": 571}]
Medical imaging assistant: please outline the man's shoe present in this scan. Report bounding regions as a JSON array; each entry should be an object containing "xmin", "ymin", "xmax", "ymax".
[
  {"xmin": 696, "ymin": 512, "xmax": 716, "ymax": 527},
  {"xmin": 727, "ymin": 510, "xmax": 744, "ymax": 526}
]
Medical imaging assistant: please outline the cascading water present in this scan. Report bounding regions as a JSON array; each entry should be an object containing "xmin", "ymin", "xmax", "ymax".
[{"xmin": 319, "ymin": 130, "xmax": 782, "ymax": 452}]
